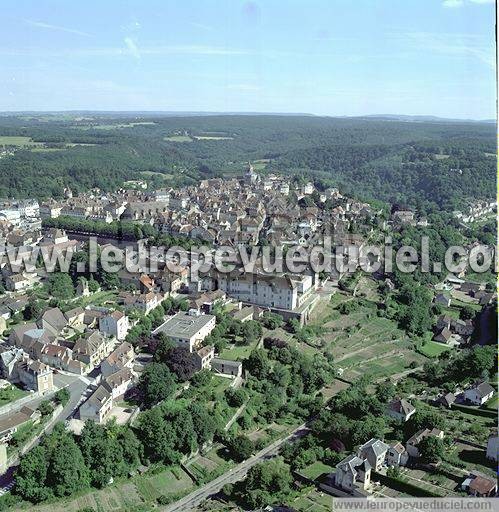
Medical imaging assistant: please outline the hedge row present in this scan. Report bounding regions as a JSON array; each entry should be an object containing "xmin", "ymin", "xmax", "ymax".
[
  {"xmin": 373, "ymin": 472, "xmax": 442, "ymax": 498},
  {"xmin": 451, "ymin": 403, "xmax": 497, "ymax": 419}
]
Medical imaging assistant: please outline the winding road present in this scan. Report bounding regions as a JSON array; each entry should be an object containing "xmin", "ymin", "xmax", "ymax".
[{"xmin": 160, "ymin": 423, "xmax": 310, "ymax": 512}]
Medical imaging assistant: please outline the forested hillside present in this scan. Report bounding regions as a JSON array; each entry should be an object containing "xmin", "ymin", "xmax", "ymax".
[{"xmin": 0, "ymin": 113, "xmax": 494, "ymax": 211}]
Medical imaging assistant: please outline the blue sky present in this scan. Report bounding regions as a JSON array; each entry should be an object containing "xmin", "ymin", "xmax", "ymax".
[{"xmin": 0, "ymin": 0, "xmax": 495, "ymax": 118}]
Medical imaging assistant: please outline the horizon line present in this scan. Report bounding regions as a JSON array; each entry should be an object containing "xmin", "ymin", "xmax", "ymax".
[{"xmin": 0, "ymin": 109, "xmax": 495, "ymax": 123}]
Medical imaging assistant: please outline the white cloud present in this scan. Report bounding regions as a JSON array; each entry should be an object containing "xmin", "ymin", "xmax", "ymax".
[
  {"xmin": 442, "ymin": 0, "xmax": 464, "ymax": 7},
  {"xmin": 24, "ymin": 19, "xmax": 91, "ymax": 37},
  {"xmin": 190, "ymin": 22, "xmax": 213, "ymax": 31},
  {"xmin": 121, "ymin": 20, "xmax": 141, "ymax": 32},
  {"xmin": 406, "ymin": 32, "xmax": 494, "ymax": 68},
  {"xmin": 124, "ymin": 37, "xmax": 140, "ymax": 60}
]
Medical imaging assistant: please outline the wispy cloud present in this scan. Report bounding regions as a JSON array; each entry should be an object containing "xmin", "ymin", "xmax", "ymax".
[
  {"xmin": 190, "ymin": 22, "xmax": 214, "ymax": 31},
  {"xmin": 405, "ymin": 32, "xmax": 494, "ymax": 68},
  {"xmin": 0, "ymin": 44, "xmax": 252, "ymax": 58},
  {"xmin": 24, "ymin": 19, "xmax": 91, "ymax": 37},
  {"xmin": 124, "ymin": 37, "xmax": 140, "ymax": 60},
  {"xmin": 121, "ymin": 20, "xmax": 141, "ymax": 32}
]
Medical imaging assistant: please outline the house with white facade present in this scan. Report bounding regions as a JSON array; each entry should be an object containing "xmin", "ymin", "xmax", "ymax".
[
  {"xmin": 387, "ymin": 399, "xmax": 416, "ymax": 422},
  {"xmin": 152, "ymin": 310, "xmax": 216, "ymax": 352},
  {"xmin": 99, "ymin": 311, "xmax": 130, "ymax": 340},
  {"xmin": 79, "ymin": 385, "xmax": 113, "ymax": 424},
  {"xmin": 357, "ymin": 438, "xmax": 390, "ymax": 471},
  {"xmin": 334, "ymin": 454, "xmax": 371, "ymax": 493},
  {"xmin": 464, "ymin": 382, "xmax": 495, "ymax": 406}
]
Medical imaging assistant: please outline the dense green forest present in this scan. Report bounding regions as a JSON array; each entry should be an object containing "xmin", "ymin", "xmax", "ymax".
[{"xmin": 0, "ymin": 114, "xmax": 495, "ymax": 211}]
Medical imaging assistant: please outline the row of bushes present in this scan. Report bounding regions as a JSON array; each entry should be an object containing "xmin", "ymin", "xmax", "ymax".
[
  {"xmin": 451, "ymin": 403, "xmax": 497, "ymax": 419},
  {"xmin": 373, "ymin": 472, "xmax": 442, "ymax": 498}
]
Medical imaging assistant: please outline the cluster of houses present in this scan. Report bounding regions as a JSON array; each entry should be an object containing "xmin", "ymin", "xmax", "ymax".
[
  {"xmin": 82, "ymin": 308, "xmax": 242, "ymax": 425},
  {"xmin": 0, "ymin": 165, "xmax": 382, "ymax": 327},
  {"xmin": 328, "ymin": 397, "xmax": 497, "ymax": 498},
  {"xmin": 0, "ymin": 304, "xmax": 133, "ymax": 394},
  {"xmin": 432, "ymin": 276, "xmax": 495, "ymax": 346},
  {"xmin": 437, "ymin": 381, "xmax": 495, "ymax": 409},
  {"xmin": 453, "ymin": 200, "xmax": 496, "ymax": 224},
  {"xmin": 0, "ymin": 165, "xmax": 377, "ymax": 254}
]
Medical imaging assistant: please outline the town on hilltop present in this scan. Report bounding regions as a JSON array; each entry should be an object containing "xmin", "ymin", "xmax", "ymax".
[{"xmin": 0, "ymin": 157, "xmax": 494, "ymax": 511}]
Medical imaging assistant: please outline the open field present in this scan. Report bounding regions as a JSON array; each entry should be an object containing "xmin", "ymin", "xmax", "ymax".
[
  {"xmin": 193, "ymin": 135, "xmax": 233, "ymax": 140},
  {"xmin": 140, "ymin": 170, "xmax": 174, "ymax": 179},
  {"xmin": 164, "ymin": 135, "xmax": 193, "ymax": 142},
  {"xmin": 418, "ymin": 341, "xmax": 450, "ymax": 358},
  {"xmin": 30, "ymin": 147, "xmax": 65, "ymax": 152},
  {"xmin": 135, "ymin": 466, "xmax": 194, "ymax": 502},
  {"xmin": 72, "ymin": 290, "xmax": 119, "ymax": 308},
  {"xmin": 290, "ymin": 489, "xmax": 332, "ymax": 512},
  {"xmin": 303, "ymin": 290, "xmax": 426, "ymax": 382},
  {"xmin": 400, "ymin": 468, "xmax": 456, "ymax": 496},
  {"xmin": 13, "ymin": 482, "xmax": 146, "ymax": 512},
  {"xmin": 0, "ymin": 136, "xmax": 44, "ymax": 146},
  {"xmin": 165, "ymin": 132, "xmax": 236, "ymax": 141},
  {"xmin": 219, "ymin": 339, "xmax": 259, "ymax": 360},
  {"xmin": 75, "ymin": 122, "xmax": 157, "ymax": 130},
  {"xmin": 0, "ymin": 136, "xmax": 98, "ymax": 152}
]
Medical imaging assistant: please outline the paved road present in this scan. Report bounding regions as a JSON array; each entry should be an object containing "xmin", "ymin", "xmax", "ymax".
[
  {"xmin": 49, "ymin": 376, "xmax": 90, "ymax": 428},
  {"xmin": 0, "ymin": 375, "xmax": 92, "ymax": 494},
  {"xmin": 0, "ymin": 372, "xmax": 84, "ymax": 417},
  {"xmin": 161, "ymin": 424, "xmax": 310, "ymax": 512}
]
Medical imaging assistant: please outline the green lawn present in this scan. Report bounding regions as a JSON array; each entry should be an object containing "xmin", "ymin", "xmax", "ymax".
[
  {"xmin": 419, "ymin": 341, "xmax": 450, "ymax": 358},
  {"xmin": 300, "ymin": 461, "xmax": 334, "ymax": 480},
  {"xmin": 292, "ymin": 489, "xmax": 332, "ymax": 512},
  {"xmin": 0, "ymin": 385, "xmax": 29, "ymax": 407},
  {"xmin": 134, "ymin": 466, "xmax": 194, "ymax": 502},
  {"xmin": 219, "ymin": 341, "xmax": 256, "ymax": 361},
  {"xmin": 484, "ymin": 395, "xmax": 498, "ymax": 410},
  {"xmin": 73, "ymin": 290, "xmax": 118, "ymax": 308}
]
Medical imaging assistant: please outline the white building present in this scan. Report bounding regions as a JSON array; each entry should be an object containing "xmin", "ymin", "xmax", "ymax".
[
  {"xmin": 218, "ymin": 271, "xmax": 314, "ymax": 311},
  {"xmin": 464, "ymin": 382, "xmax": 495, "ymax": 406},
  {"xmin": 152, "ymin": 310, "xmax": 216, "ymax": 352},
  {"xmin": 99, "ymin": 311, "xmax": 130, "ymax": 340},
  {"xmin": 334, "ymin": 454, "xmax": 371, "ymax": 493},
  {"xmin": 357, "ymin": 438, "xmax": 390, "ymax": 471},
  {"xmin": 104, "ymin": 368, "xmax": 135, "ymax": 399},
  {"xmin": 79, "ymin": 385, "xmax": 113, "ymax": 424}
]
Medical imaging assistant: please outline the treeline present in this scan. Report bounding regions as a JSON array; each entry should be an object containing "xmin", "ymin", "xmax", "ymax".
[
  {"xmin": 42, "ymin": 216, "xmax": 199, "ymax": 249},
  {"xmin": 275, "ymin": 141, "xmax": 495, "ymax": 212},
  {"xmin": 0, "ymin": 114, "xmax": 494, "ymax": 212},
  {"xmin": 12, "ymin": 399, "xmax": 217, "ymax": 505},
  {"xmin": 14, "ymin": 421, "xmax": 141, "ymax": 502}
]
